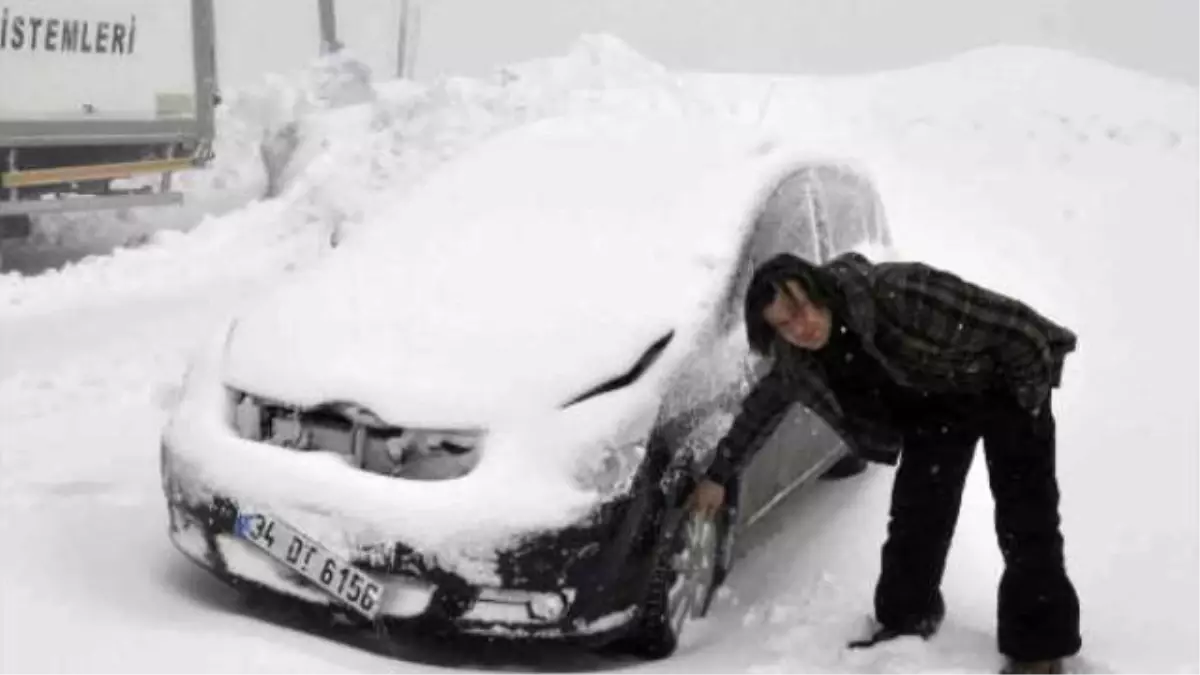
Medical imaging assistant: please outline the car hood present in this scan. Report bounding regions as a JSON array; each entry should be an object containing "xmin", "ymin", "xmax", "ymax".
[
  {"xmin": 222, "ymin": 271, "xmax": 680, "ymax": 427},
  {"xmin": 221, "ymin": 114, "xmax": 811, "ymax": 427}
]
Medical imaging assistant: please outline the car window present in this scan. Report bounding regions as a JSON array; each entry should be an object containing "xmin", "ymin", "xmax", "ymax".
[
  {"xmin": 720, "ymin": 164, "xmax": 890, "ymax": 331},
  {"xmin": 747, "ymin": 168, "xmax": 823, "ymax": 266},
  {"xmin": 717, "ymin": 167, "xmax": 822, "ymax": 334},
  {"xmin": 654, "ymin": 169, "xmax": 825, "ymax": 466},
  {"xmin": 801, "ymin": 163, "xmax": 892, "ymax": 258},
  {"xmin": 716, "ymin": 167, "xmax": 833, "ymax": 521}
]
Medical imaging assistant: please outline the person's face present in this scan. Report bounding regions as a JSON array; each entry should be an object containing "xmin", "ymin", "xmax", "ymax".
[{"xmin": 763, "ymin": 280, "xmax": 833, "ymax": 350}]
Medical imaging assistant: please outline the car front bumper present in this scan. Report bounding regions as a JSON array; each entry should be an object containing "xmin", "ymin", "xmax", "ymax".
[{"xmin": 162, "ymin": 439, "xmax": 662, "ymax": 645}]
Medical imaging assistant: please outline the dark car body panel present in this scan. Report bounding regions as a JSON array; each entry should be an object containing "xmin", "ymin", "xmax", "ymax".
[{"xmin": 166, "ymin": 477, "xmax": 664, "ymax": 640}]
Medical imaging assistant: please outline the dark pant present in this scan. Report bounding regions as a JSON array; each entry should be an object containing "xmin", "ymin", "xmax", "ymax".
[{"xmin": 873, "ymin": 392, "xmax": 1082, "ymax": 661}]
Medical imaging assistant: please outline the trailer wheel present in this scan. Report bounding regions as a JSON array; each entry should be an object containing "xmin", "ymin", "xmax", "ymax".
[{"xmin": 0, "ymin": 215, "xmax": 32, "ymax": 240}]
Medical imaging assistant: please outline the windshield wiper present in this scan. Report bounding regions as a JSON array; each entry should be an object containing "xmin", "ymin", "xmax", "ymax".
[{"xmin": 562, "ymin": 331, "xmax": 675, "ymax": 408}]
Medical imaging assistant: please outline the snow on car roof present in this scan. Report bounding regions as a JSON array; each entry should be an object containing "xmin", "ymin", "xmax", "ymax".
[{"xmin": 223, "ymin": 113, "xmax": 813, "ymax": 427}]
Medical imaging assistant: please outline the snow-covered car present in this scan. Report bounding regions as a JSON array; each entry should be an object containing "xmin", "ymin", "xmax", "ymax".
[{"xmin": 159, "ymin": 114, "xmax": 893, "ymax": 658}]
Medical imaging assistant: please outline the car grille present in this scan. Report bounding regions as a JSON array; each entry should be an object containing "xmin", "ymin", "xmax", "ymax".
[{"xmin": 231, "ymin": 391, "xmax": 483, "ymax": 480}]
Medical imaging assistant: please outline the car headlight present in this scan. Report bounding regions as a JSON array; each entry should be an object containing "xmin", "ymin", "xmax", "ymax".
[
  {"xmin": 229, "ymin": 389, "xmax": 265, "ymax": 440},
  {"xmin": 528, "ymin": 591, "xmax": 568, "ymax": 621},
  {"xmin": 574, "ymin": 439, "xmax": 648, "ymax": 496}
]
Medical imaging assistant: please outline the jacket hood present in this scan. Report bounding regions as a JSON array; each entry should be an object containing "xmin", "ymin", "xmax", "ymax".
[{"xmin": 743, "ymin": 252, "xmax": 863, "ymax": 355}]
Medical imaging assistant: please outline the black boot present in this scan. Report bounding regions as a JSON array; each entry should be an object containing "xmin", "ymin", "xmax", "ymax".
[
  {"xmin": 848, "ymin": 598, "xmax": 945, "ymax": 649},
  {"xmin": 1001, "ymin": 658, "xmax": 1065, "ymax": 674}
]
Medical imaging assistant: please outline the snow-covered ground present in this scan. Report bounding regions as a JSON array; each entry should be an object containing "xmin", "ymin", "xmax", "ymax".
[{"xmin": 1, "ymin": 37, "xmax": 1196, "ymax": 673}]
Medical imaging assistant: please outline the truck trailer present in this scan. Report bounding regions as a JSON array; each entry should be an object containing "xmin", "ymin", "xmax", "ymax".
[{"xmin": 0, "ymin": 0, "xmax": 218, "ymax": 246}]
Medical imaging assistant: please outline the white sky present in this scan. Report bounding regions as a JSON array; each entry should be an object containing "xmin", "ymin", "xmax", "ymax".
[
  {"xmin": 412, "ymin": 0, "xmax": 1198, "ymax": 84},
  {"xmin": 214, "ymin": 0, "xmax": 1198, "ymax": 89}
]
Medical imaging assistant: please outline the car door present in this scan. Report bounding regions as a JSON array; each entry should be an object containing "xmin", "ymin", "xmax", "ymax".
[
  {"xmin": 750, "ymin": 165, "xmax": 897, "ymax": 515},
  {"xmin": 749, "ymin": 169, "xmax": 835, "ymax": 497},
  {"xmin": 702, "ymin": 162, "xmax": 895, "ymax": 543},
  {"xmin": 721, "ymin": 168, "xmax": 822, "ymax": 528},
  {"xmin": 729, "ymin": 167, "xmax": 865, "ymax": 527}
]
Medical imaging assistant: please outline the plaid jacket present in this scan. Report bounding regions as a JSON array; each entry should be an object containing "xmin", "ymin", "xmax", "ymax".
[{"xmin": 705, "ymin": 252, "xmax": 1077, "ymax": 484}]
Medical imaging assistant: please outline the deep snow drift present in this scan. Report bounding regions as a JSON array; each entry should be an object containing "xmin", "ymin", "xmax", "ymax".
[{"xmin": 1, "ymin": 36, "xmax": 1196, "ymax": 674}]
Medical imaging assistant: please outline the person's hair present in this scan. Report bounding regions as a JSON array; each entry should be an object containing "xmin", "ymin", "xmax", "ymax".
[{"xmin": 744, "ymin": 253, "xmax": 838, "ymax": 356}]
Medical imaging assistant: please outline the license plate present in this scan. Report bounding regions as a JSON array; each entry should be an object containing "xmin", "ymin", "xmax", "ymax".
[{"xmin": 234, "ymin": 511, "xmax": 385, "ymax": 620}]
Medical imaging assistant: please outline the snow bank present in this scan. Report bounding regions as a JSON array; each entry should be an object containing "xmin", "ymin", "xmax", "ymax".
[
  {"xmin": 687, "ymin": 44, "xmax": 1198, "ymax": 162},
  {"xmin": 0, "ymin": 35, "xmax": 720, "ymax": 319}
]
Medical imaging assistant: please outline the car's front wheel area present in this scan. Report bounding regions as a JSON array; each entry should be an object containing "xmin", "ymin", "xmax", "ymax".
[{"xmin": 619, "ymin": 508, "xmax": 728, "ymax": 659}]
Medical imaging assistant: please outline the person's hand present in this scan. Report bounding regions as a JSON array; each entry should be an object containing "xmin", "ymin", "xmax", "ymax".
[{"xmin": 689, "ymin": 479, "xmax": 726, "ymax": 519}]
